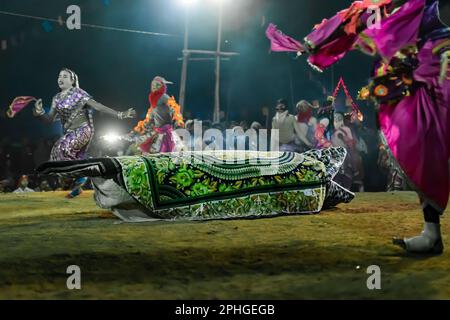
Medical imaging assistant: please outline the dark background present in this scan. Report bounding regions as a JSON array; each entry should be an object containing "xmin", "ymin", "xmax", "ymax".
[{"xmin": 1, "ymin": 0, "xmax": 449, "ymax": 140}]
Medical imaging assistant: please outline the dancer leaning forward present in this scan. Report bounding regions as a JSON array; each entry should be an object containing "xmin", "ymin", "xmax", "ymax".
[{"xmin": 266, "ymin": 0, "xmax": 449, "ymax": 254}]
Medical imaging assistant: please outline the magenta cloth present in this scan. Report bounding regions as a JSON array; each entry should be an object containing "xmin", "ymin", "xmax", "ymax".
[
  {"xmin": 363, "ymin": 0, "xmax": 426, "ymax": 60},
  {"xmin": 154, "ymin": 124, "xmax": 175, "ymax": 153},
  {"xmin": 378, "ymin": 39, "xmax": 449, "ymax": 211},
  {"xmin": 308, "ymin": 33, "xmax": 358, "ymax": 71},
  {"xmin": 6, "ymin": 96, "xmax": 36, "ymax": 118},
  {"xmin": 304, "ymin": 12, "xmax": 358, "ymax": 70},
  {"xmin": 302, "ymin": 0, "xmax": 449, "ymax": 210},
  {"xmin": 265, "ymin": 23, "xmax": 304, "ymax": 53},
  {"xmin": 305, "ymin": 13, "xmax": 345, "ymax": 48},
  {"xmin": 267, "ymin": 0, "xmax": 449, "ymax": 209}
]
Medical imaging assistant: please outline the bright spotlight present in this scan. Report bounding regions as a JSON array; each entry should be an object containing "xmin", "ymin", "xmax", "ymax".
[
  {"xmin": 181, "ymin": 0, "xmax": 197, "ymax": 5},
  {"xmin": 101, "ymin": 133, "xmax": 121, "ymax": 144}
]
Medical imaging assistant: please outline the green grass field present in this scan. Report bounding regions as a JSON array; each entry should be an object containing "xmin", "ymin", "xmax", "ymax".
[{"xmin": 0, "ymin": 191, "xmax": 449, "ymax": 299}]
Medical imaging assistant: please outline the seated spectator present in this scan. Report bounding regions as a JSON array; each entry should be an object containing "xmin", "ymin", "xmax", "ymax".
[
  {"xmin": 35, "ymin": 180, "xmax": 53, "ymax": 192},
  {"xmin": 13, "ymin": 175, "xmax": 35, "ymax": 193},
  {"xmin": 0, "ymin": 180, "xmax": 7, "ymax": 193}
]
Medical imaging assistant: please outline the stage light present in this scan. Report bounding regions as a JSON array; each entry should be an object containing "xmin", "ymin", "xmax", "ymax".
[
  {"xmin": 101, "ymin": 132, "xmax": 121, "ymax": 144},
  {"xmin": 181, "ymin": 0, "xmax": 197, "ymax": 6}
]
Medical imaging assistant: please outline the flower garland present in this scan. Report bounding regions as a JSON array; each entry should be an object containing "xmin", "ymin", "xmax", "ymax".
[{"xmin": 332, "ymin": 77, "xmax": 363, "ymax": 122}]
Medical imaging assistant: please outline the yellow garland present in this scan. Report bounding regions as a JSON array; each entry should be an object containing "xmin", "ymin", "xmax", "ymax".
[
  {"xmin": 133, "ymin": 108, "xmax": 152, "ymax": 134},
  {"xmin": 168, "ymin": 96, "xmax": 185, "ymax": 128}
]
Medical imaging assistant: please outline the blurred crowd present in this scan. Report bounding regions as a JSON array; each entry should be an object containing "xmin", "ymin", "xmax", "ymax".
[
  {"xmin": 175, "ymin": 99, "xmax": 394, "ymax": 193},
  {"xmin": 0, "ymin": 136, "xmax": 91, "ymax": 193},
  {"xmin": 0, "ymin": 97, "xmax": 407, "ymax": 194}
]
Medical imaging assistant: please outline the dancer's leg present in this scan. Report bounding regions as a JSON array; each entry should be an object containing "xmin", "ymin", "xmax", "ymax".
[
  {"xmin": 66, "ymin": 177, "xmax": 88, "ymax": 199},
  {"xmin": 393, "ymin": 201, "xmax": 444, "ymax": 254}
]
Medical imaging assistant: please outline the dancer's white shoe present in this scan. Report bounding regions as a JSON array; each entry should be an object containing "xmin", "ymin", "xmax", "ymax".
[{"xmin": 393, "ymin": 222, "xmax": 444, "ymax": 254}]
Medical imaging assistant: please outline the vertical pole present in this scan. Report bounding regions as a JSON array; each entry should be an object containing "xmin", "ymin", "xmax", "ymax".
[
  {"xmin": 330, "ymin": 65, "xmax": 335, "ymax": 96},
  {"xmin": 288, "ymin": 63, "xmax": 295, "ymax": 110},
  {"xmin": 213, "ymin": 0, "xmax": 223, "ymax": 123},
  {"xmin": 179, "ymin": 6, "xmax": 189, "ymax": 113}
]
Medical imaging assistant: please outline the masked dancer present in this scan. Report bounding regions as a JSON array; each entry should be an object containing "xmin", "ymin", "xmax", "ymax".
[{"xmin": 132, "ymin": 76, "xmax": 185, "ymax": 154}]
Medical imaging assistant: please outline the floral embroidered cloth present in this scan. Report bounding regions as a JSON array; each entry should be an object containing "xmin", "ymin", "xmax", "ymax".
[{"xmin": 37, "ymin": 148, "xmax": 354, "ymax": 222}]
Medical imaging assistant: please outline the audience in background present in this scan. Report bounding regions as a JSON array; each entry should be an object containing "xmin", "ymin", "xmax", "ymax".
[
  {"xmin": 13, "ymin": 175, "xmax": 35, "ymax": 193},
  {"xmin": 0, "ymin": 97, "xmax": 395, "ymax": 193}
]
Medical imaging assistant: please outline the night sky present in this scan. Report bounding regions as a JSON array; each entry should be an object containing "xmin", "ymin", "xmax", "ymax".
[{"xmin": 1, "ymin": 0, "xmax": 449, "ymax": 141}]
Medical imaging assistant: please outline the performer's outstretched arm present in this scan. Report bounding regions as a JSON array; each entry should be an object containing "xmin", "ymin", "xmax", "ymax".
[
  {"xmin": 33, "ymin": 98, "xmax": 58, "ymax": 123},
  {"xmin": 86, "ymin": 99, "xmax": 136, "ymax": 119}
]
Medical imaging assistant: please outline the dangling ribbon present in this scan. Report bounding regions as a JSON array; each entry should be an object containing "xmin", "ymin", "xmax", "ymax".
[
  {"xmin": 265, "ymin": 23, "xmax": 305, "ymax": 53},
  {"xmin": 6, "ymin": 96, "xmax": 36, "ymax": 118},
  {"xmin": 332, "ymin": 77, "xmax": 363, "ymax": 122}
]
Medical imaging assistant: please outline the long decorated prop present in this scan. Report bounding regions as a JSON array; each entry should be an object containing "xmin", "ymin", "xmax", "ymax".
[
  {"xmin": 36, "ymin": 148, "xmax": 355, "ymax": 221},
  {"xmin": 332, "ymin": 77, "xmax": 363, "ymax": 122},
  {"xmin": 6, "ymin": 96, "xmax": 36, "ymax": 118}
]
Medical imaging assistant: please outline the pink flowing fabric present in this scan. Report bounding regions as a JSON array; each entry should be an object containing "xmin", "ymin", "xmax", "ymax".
[
  {"xmin": 265, "ymin": 23, "xmax": 304, "ymax": 53},
  {"xmin": 267, "ymin": 0, "xmax": 449, "ymax": 210},
  {"xmin": 6, "ymin": 96, "xmax": 36, "ymax": 118},
  {"xmin": 307, "ymin": 33, "xmax": 358, "ymax": 71},
  {"xmin": 154, "ymin": 124, "xmax": 175, "ymax": 153},
  {"xmin": 139, "ymin": 125, "xmax": 175, "ymax": 154},
  {"xmin": 378, "ymin": 39, "xmax": 449, "ymax": 211},
  {"xmin": 363, "ymin": 0, "xmax": 449, "ymax": 210},
  {"xmin": 363, "ymin": 0, "xmax": 425, "ymax": 60}
]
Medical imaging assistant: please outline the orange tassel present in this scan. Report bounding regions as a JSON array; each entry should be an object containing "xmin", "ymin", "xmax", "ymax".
[
  {"xmin": 167, "ymin": 96, "xmax": 185, "ymax": 128},
  {"xmin": 134, "ymin": 96, "xmax": 185, "ymax": 133},
  {"xmin": 133, "ymin": 108, "xmax": 153, "ymax": 134}
]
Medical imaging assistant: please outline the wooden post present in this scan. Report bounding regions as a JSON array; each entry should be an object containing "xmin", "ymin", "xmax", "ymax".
[
  {"xmin": 179, "ymin": 6, "xmax": 190, "ymax": 114},
  {"xmin": 213, "ymin": 0, "xmax": 223, "ymax": 123}
]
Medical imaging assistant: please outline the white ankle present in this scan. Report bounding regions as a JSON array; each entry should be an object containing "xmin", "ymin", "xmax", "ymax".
[
  {"xmin": 404, "ymin": 222, "xmax": 441, "ymax": 252},
  {"xmin": 422, "ymin": 222, "xmax": 441, "ymax": 242}
]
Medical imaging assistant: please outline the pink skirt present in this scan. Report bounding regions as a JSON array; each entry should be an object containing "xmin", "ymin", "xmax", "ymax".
[{"xmin": 378, "ymin": 40, "xmax": 449, "ymax": 212}]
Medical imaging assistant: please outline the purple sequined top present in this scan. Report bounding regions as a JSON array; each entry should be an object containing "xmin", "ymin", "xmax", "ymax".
[{"xmin": 53, "ymin": 87, "xmax": 92, "ymax": 131}]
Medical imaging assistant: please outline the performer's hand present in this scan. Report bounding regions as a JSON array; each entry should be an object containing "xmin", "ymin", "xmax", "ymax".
[
  {"xmin": 124, "ymin": 108, "xmax": 136, "ymax": 119},
  {"xmin": 118, "ymin": 108, "xmax": 136, "ymax": 119},
  {"xmin": 34, "ymin": 99, "xmax": 45, "ymax": 115}
]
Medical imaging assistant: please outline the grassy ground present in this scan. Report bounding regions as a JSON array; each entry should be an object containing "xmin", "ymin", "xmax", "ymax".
[{"xmin": 0, "ymin": 191, "xmax": 449, "ymax": 300}]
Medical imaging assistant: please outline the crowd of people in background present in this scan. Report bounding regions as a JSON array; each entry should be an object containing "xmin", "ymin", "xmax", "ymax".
[
  {"xmin": 176, "ymin": 98, "xmax": 404, "ymax": 193},
  {"xmin": 0, "ymin": 136, "xmax": 90, "ymax": 193},
  {"xmin": 0, "ymin": 96, "xmax": 408, "ymax": 194}
]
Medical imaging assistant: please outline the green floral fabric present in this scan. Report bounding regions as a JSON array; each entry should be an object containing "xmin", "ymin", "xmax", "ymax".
[{"xmin": 114, "ymin": 149, "xmax": 346, "ymax": 221}]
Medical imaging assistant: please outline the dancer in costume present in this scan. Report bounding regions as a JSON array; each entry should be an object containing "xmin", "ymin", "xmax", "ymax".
[
  {"xmin": 37, "ymin": 148, "xmax": 354, "ymax": 222},
  {"xmin": 266, "ymin": 0, "xmax": 449, "ymax": 254},
  {"xmin": 315, "ymin": 118, "xmax": 332, "ymax": 149},
  {"xmin": 131, "ymin": 76, "xmax": 185, "ymax": 154},
  {"xmin": 314, "ymin": 97, "xmax": 335, "ymax": 149},
  {"xmin": 32, "ymin": 68, "xmax": 136, "ymax": 198},
  {"xmin": 332, "ymin": 112, "xmax": 365, "ymax": 191},
  {"xmin": 294, "ymin": 100, "xmax": 316, "ymax": 152}
]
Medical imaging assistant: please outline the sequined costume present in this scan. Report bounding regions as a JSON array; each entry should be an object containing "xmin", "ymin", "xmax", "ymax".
[{"xmin": 36, "ymin": 87, "xmax": 94, "ymax": 161}]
